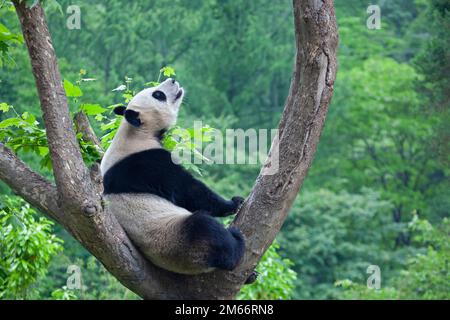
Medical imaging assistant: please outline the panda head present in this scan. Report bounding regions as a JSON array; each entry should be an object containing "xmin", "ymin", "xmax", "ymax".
[{"xmin": 113, "ymin": 78, "xmax": 184, "ymax": 132}]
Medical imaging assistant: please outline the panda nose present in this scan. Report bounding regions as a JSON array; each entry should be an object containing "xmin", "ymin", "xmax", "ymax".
[{"xmin": 171, "ymin": 79, "xmax": 176, "ymax": 84}]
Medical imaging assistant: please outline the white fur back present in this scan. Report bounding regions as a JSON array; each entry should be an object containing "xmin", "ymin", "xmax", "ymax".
[{"xmin": 100, "ymin": 121, "xmax": 161, "ymax": 176}]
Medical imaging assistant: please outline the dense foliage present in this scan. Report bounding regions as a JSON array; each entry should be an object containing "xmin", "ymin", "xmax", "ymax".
[
  {"xmin": 0, "ymin": 196, "xmax": 62, "ymax": 299},
  {"xmin": 336, "ymin": 217, "xmax": 450, "ymax": 299},
  {"xmin": 0, "ymin": 0, "xmax": 448, "ymax": 299}
]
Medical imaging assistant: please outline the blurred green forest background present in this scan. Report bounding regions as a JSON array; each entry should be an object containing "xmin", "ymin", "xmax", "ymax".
[{"xmin": 0, "ymin": 0, "xmax": 449, "ymax": 299}]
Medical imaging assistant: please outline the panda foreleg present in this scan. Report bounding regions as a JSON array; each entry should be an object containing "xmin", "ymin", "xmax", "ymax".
[{"xmin": 182, "ymin": 177, "xmax": 244, "ymax": 217}]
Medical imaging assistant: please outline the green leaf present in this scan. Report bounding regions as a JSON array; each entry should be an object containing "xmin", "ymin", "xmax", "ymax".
[
  {"xmin": 80, "ymin": 104, "xmax": 106, "ymax": 116},
  {"xmin": 0, "ymin": 103, "xmax": 10, "ymax": 113},
  {"xmin": 38, "ymin": 147, "xmax": 49, "ymax": 157},
  {"xmin": 160, "ymin": 66, "xmax": 176, "ymax": 77},
  {"xmin": 63, "ymin": 79, "xmax": 83, "ymax": 98},
  {"xmin": 0, "ymin": 118, "xmax": 21, "ymax": 129},
  {"xmin": 122, "ymin": 93, "xmax": 133, "ymax": 102},
  {"xmin": 21, "ymin": 112, "xmax": 36, "ymax": 125},
  {"xmin": 45, "ymin": 0, "xmax": 64, "ymax": 15},
  {"xmin": 94, "ymin": 114, "xmax": 105, "ymax": 121},
  {"xmin": 145, "ymin": 81, "xmax": 160, "ymax": 87}
]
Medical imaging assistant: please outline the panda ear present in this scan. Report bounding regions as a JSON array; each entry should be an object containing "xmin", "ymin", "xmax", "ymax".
[
  {"xmin": 113, "ymin": 105, "xmax": 126, "ymax": 116},
  {"xmin": 124, "ymin": 109, "xmax": 141, "ymax": 127}
]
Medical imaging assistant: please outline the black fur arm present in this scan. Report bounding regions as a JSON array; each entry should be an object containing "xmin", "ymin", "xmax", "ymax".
[
  {"xmin": 178, "ymin": 172, "xmax": 243, "ymax": 217},
  {"xmin": 103, "ymin": 149, "xmax": 244, "ymax": 216}
]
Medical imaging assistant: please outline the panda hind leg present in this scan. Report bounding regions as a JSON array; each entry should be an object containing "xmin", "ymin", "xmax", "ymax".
[
  {"xmin": 211, "ymin": 226, "xmax": 245, "ymax": 270},
  {"xmin": 184, "ymin": 212, "xmax": 245, "ymax": 271}
]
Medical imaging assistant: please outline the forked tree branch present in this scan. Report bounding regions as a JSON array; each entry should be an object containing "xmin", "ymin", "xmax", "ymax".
[{"xmin": 0, "ymin": 0, "xmax": 338, "ymax": 299}]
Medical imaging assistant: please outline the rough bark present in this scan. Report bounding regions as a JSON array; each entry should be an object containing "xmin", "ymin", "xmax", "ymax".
[
  {"xmin": 74, "ymin": 111, "xmax": 105, "ymax": 195},
  {"xmin": 0, "ymin": 0, "xmax": 338, "ymax": 299}
]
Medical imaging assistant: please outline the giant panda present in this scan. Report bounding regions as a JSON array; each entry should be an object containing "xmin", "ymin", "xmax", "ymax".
[{"xmin": 101, "ymin": 78, "xmax": 246, "ymax": 275}]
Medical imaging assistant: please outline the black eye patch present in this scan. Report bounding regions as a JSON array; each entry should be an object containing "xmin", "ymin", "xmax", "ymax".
[{"xmin": 152, "ymin": 90, "xmax": 166, "ymax": 102}]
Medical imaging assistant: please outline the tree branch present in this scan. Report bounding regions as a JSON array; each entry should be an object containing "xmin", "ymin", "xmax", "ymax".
[
  {"xmin": 0, "ymin": 143, "xmax": 60, "ymax": 222},
  {"xmin": 73, "ymin": 111, "xmax": 104, "ymax": 194},
  {"xmin": 74, "ymin": 111, "xmax": 104, "ymax": 155},
  {"xmin": 13, "ymin": 0, "xmax": 100, "ymax": 214}
]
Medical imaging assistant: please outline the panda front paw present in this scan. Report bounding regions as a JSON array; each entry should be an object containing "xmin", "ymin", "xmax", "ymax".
[
  {"xmin": 214, "ymin": 197, "xmax": 245, "ymax": 217},
  {"xmin": 231, "ymin": 196, "xmax": 245, "ymax": 212}
]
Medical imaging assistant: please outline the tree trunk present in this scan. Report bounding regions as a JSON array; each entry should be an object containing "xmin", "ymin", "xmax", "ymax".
[{"xmin": 1, "ymin": 0, "xmax": 338, "ymax": 299}]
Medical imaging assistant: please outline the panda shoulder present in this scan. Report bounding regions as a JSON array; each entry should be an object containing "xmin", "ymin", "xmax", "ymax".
[{"xmin": 109, "ymin": 149, "xmax": 182, "ymax": 175}]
